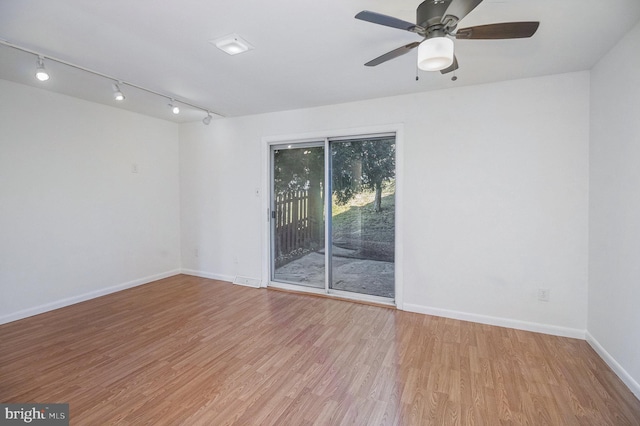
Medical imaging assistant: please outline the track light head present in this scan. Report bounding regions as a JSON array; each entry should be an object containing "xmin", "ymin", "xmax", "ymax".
[
  {"xmin": 35, "ymin": 56, "xmax": 50, "ymax": 81},
  {"xmin": 203, "ymin": 112, "xmax": 212, "ymax": 125},
  {"xmin": 112, "ymin": 83, "xmax": 125, "ymax": 101},
  {"xmin": 169, "ymin": 99, "xmax": 180, "ymax": 114}
]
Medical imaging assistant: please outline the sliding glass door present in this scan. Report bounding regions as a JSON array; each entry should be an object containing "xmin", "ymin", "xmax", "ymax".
[
  {"xmin": 270, "ymin": 135, "xmax": 396, "ymax": 302},
  {"xmin": 329, "ymin": 137, "xmax": 395, "ymax": 298},
  {"xmin": 271, "ymin": 143, "xmax": 325, "ymax": 288}
]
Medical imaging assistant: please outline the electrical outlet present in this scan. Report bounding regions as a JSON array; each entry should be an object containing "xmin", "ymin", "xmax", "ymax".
[
  {"xmin": 538, "ymin": 288, "xmax": 550, "ymax": 302},
  {"xmin": 194, "ymin": 248, "xmax": 199, "ymax": 258}
]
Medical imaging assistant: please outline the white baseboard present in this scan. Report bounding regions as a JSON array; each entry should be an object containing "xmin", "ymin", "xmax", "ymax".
[
  {"xmin": 403, "ymin": 303, "xmax": 586, "ymax": 339},
  {"xmin": 586, "ymin": 332, "xmax": 640, "ymax": 399},
  {"xmin": 180, "ymin": 269, "xmax": 234, "ymax": 283},
  {"xmin": 0, "ymin": 269, "xmax": 181, "ymax": 325},
  {"xmin": 181, "ymin": 269, "xmax": 263, "ymax": 289}
]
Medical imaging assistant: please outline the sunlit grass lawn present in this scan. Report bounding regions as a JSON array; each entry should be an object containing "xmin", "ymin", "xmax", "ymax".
[{"xmin": 331, "ymin": 181, "xmax": 395, "ymax": 262}]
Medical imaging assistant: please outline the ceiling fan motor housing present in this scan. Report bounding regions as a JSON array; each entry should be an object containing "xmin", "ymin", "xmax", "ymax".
[{"xmin": 417, "ymin": 0, "xmax": 454, "ymax": 29}]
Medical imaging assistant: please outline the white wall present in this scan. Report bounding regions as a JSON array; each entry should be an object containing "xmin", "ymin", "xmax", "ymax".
[
  {"xmin": 179, "ymin": 119, "xmax": 264, "ymax": 282},
  {"xmin": 180, "ymin": 72, "xmax": 590, "ymax": 337},
  {"xmin": 589, "ymin": 20, "xmax": 640, "ymax": 397},
  {"xmin": 0, "ymin": 80, "xmax": 181, "ymax": 323}
]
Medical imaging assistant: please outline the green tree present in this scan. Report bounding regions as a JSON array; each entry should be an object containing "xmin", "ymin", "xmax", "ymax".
[
  {"xmin": 332, "ymin": 138, "xmax": 395, "ymax": 212},
  {"xmin": 273, "ymin": 137, "xmax": 395, "ymax": 216},
  {"xmin": 273, "ymin": 147, "xmax": 323, "ymax": 194}
]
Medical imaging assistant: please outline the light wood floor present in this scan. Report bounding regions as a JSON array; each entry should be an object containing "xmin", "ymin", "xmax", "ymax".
[{"xmin": 1, "ymin": 275, "xmax": 639, "ymax": 425}]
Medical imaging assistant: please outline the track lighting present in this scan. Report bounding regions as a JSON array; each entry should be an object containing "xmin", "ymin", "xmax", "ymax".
[
  {"xmin": 112, "ymin": 83, "xmax": 125, "ymax": 101},
  {"xmin": 35, "ymin": 56, "xmax": 50, "ymax": 81},
  {"xmin": 2, "ymin": 40, "xmax": 222, "ymax": 123},
  {"xmin": 169, "ymin": 99, "xmax": 180, "ymax": 114}
]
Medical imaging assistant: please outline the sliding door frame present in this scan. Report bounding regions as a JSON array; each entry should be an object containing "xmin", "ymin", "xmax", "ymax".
[
  {"xmin": 261, "ymin": 124, "xmax": 404, "ymax": 308},
  {"xmin": 269, "ymin": 140, "xmax": 326, "ymax": 289}
]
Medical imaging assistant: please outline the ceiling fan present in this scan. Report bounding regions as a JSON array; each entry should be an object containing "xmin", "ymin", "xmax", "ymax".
[{"xmin": 355, "ymin": 0, "xmax": 539, "ymax": 74}]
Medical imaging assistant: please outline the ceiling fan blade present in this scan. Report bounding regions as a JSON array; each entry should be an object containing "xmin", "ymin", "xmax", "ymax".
[
  {"xmin": 364, "ymin": 42, "xmax": 420, "ymax": 67},
  {"xmin": 355, "ymin": 10, "xmax": 419, "ymax": 32},
  {"xmin": 456, "ymin": 22, "xmax": 540, "ymax": 39},
  {"xmin": 443, "ymin": 0, "xmax": 483, "ymax": 23},
  {"xmin": 440, "ymin": 56, "xmax": 459, "ymax": 74}
]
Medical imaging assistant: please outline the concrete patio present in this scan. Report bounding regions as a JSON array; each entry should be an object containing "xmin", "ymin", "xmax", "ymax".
[{"xmin": 274, "ymin": 248, "xmax": 394, "ymax": 298}]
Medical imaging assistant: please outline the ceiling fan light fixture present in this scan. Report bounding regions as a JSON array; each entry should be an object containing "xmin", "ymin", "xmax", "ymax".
[{"xmin": 417, "ymin": 36, "xmax": 454, "ymax": 72}]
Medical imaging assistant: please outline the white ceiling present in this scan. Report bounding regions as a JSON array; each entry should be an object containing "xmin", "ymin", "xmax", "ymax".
[{"xmin": 1, "ymin": 0, "xmax": 639, "ymax": 123}]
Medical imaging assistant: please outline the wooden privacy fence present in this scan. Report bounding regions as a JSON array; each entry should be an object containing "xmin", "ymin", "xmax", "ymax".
[{"xmin": 275, "ymin": 190, "xmax": 311, "ymax": 259}]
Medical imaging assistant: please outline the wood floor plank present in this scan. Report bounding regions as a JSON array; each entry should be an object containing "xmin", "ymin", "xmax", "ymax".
[{"xmin": 1, "ymin": 274, "xmax": 639, "ymax": 425}]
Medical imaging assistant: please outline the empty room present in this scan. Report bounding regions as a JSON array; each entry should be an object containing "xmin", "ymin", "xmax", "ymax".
[{"xmin": 1, "ymin": 0, "xmax": 640, "ymax": 424}]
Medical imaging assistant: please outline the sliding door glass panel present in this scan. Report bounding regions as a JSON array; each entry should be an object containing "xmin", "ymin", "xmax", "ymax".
[
  {"xmin": 330, "ymin": 137, "xmax": 395, "ymax": 298},
  {"xmin": 272, "ymin": 145, "xmax": 325, "ymax": 288}
]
